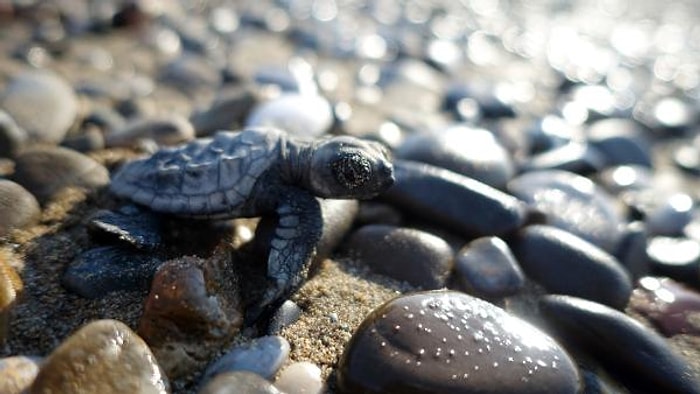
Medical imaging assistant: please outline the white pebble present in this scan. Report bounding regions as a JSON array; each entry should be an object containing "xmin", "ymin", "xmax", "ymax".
[{"xmin": 274, "ymin": 361, "xmax": 323, "ymax": 394}]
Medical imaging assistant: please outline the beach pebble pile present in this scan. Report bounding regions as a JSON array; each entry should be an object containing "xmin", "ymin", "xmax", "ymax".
[{"xmin": 1, "ymin": 1, "xmax": 700, "ymax": 393}]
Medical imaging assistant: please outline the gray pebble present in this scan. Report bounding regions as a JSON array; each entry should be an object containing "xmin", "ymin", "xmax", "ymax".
[
  {"xmin": 337, "ymin": 291, "xmax": 581, "ymax": 394},
  {"xmin": 344, "ymin": 224, "xmax": 453, "ymax": 289},
  {"xmin": 190, "ymin": 87, "xmax": 257, "ymax": 136},
  {"xmin": 12, "ymin": 146, "xmax": 110, "ymax": 204},
  {"xmin": 105, "ymin": 114, "xmax": 195, "ymax": 148},
  {"xmin": 0, "ymin": 70, "xmax": 78, "ymax": 144},
  {"xmin": 0, "ymin": 179, "xmax": 40, "ymax": 236},
  {"xmin": 266, "ymin": 300, "xmax": 302, "ymax": 335},
  {"xmin": 540, "ymin": 295, "xmax": 700, "ymax": 394},
  {"xmin": 453, "ymin": 236, "xmax": 525, "ymax": 298},
  {"xmin": 0, "ymin": 110, "xmax": 27, "ymax": 158},
  {"xmin": 586, "ymin": 118, "xmax": 653, "ymax": 168},
  {"xmin": 201, "ymin": 336, "xmax": 290, "ymax": 382},
  {"xmin": 199, "ymin": 371, "xmax": 281, "ymax": 394},
  {"xmin": 513, "ymin": 225, "xmax": 632, "ymax": 309},
  {"xmin": 245, "ymin": 93, "xmax": 333, "ymax": 138}
]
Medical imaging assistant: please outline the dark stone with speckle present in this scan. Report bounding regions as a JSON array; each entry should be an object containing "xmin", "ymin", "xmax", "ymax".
[
  {"xmin": 62, "ymin": 245, "xmax": 164, "ymax": 298},
  {"xmin": 0, "ymin": 179, "xmax": 40, "ymax": 236},
  {"xmin": 198, "ymin": 371, "xmax": 281, "ymax": 394},
  {"xmin": 512, "ymin": 225, "xmax": 632, "ymax": 309},
  {"xmin": 453, "ymin": 236, "xmax": 525, "ymax": 298},
  {"xmin": 337, "ymin": 291, "xmax": 580, "ymax": 394},
  {"xmin": 344, "ymin": 224, "xmax": 453, "ymax": 289},
  {"xmin": 383, "ymin": 160, "xmax": 527, "ymax": 238},
  {"xmin": 540, "ymin": 295, "xmax": 700, "ymax": 394}
]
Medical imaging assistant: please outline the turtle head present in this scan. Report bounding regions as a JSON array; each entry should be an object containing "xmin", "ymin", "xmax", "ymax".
[{"xmin": 308, "ymin": 136, "xmax": 394, "ymax": 199}]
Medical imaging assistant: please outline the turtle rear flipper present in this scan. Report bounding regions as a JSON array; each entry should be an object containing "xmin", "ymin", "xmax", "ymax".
[{"xmin": 246, "ymin": 191, "xmax": 322, "ymax": 325}]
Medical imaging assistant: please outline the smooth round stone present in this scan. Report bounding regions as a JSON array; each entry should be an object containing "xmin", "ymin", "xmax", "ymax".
[
  {"xmin": 159, "ymin": 53, "xmax": 222, "ymax": 94},
  {"xmin": 513, "ymin": 225, "xmax": 632, "ymax": 309},
  {"xmin": 0, "ymin": 70, "xmax": 78, "ymax": 144},
  {"xmin": 646, "ymin": 236, "xmax": 700, "ymax": 284},
  {"xmin": 202, "ymin": 336, "xmax": 290, "ymax": 382},
  {"xmin": 0, "ymin": 179, "xmax": 40, "ymax": 236},
  {"xmin": 395, "ymin": 125, "xmax": 515, "ymax": 189},
  {"xmin": 344, "ymin": 224, "xmax": 453, "ymax": 289},
  {"xmin": 105, "ymin": 115, "xmax": 195, "ymax": 148},
  {"xmin": 12, "ymin": 146, "xmax": 110, "ymax": 204},
  {"xmin": 61, "ymin": 127, "xmax": 106, "ymax": 153},
  {"xmin": 630, "ymin": 277, "xmax": 700, "ymax": 336},
  {"xmin": 508, "ymin": 170, "xmax": 624, "ymax": 252},
  {"xmin": 30, "ymin": 319, "xmax": 169, "ymax": 394},
  {"xmin": 525, "ymin": 116, "xmax": 583, "ymax": 154},
  {"xmin": 454, "ymin": 236, "xmax": 525, "ymax": 298},
  {"xmin": 337, "ymin": 291, "xmax": 580, "ymax": 394},
  {"xmin": 190, "ymin": 87, "xmax": 257, "ymax": 136},
  {"xmin": 62, "ymin": 246, "xmax": 164, "ymax": 298},
  {"xmin": 613, "ymin": 221, "xmax": 651, "ymax": 281},
  {"xmin": 540, "ymin": 295, "xmax": 700, "ymax": 394},
  {"xmin": 597, "ymin": 165, "xmax": 653, "ymax": 195},
  {"xmin": 199, "ymin": 371, "xmax": 281, "ymax": 394},
  {"xmin": 245, "ymin": 93, "xmax": 333, "ymax": 138},
  {"xmin": 520, "ymin": 142, "xmax": 605, "ymax": 175},
  {"xmin": 0, "ymin": 110, "xmax": 27, "ymax": 158},
  {"xmin": 443, "ymin": 82, "xmax": 516, "ymax": 119},
  {"xmin": 383, "ymin": 160, "xmax": 527, "ymax": 238},
  {"xmin": 0, "ymin": 356, "xmax": 42, "ymax": 394},
  {"xmin": 266, "ymin": 300, "xmax": 302, "ymax": 335},
  {"xmin": 586, "ymin": 118, "xmax": 652, "ymax": 168},
  {"xmin": 274, "ymin": 362, "xmax": 323, "ymax": 394},
  {"xmin": 645, "ymin": 193, "xmax": 694, "ymax": 236}
]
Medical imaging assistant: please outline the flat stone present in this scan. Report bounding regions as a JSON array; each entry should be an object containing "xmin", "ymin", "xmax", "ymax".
[
  {"xmin": 337, "ymin": 291, "xmax": 581, "ymax": 394},
  {"xmin": 0, "ymin": 356, "xmax": 42, "ymax": 394},
  {"xmin": 199, "ymin": 371, "xmax": 281, "ymax": 394},
  {"xmin": 540, "ymin": 295, "xmax": 700, "ymax": 394},
  {"xmin": 190, "ymin": 87, "xmax": 257, "ymax": 136},
  {"xmin": 275, "ymin": 361, "xmax": 324, "ymax": 394},
  {"xmin": 453, "ymin": 236, "xmax": 525, "ymax": 298},
  {"xmin": 201, "ymin": 336, "xmax": 290, "ymax": 382},
  {"xmin": 0, "ymin": 179, "xmax": 40, "ymax": 236},
  {"xmin": 512, "ymin": 225, "xmax": 632, "ymax": 309},
  {"xmin": 0, "ymin": 70, "xmax": 78, "ymax": 144},
  {"xmin": 87, "ymin": 205, "xmax": 163, "ymax": 251},
  {"xmin": 30, "ymin": 319, "xmax": 169, "ymax": 394},
  {"xmin": 245, "ymin": 93, "xmax": 333, "ymax": 138},
  {"xmin": 105, "ymin": 114, "xmax": 195, "ymax": 148},
  {"xmin": 344, "ymin": 224, "xmax": 453, "ymax": 289}
]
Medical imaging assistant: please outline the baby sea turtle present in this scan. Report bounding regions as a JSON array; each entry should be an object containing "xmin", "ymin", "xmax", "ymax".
[{"xmin": 110, "ymin": 127, "xmax": 394, "ymax": 320}]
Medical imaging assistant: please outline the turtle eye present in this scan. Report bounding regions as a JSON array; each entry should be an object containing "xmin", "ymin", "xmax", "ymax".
[{"xmin": 331, "ymin": 153, "xmax": 372, "ymax": 189}]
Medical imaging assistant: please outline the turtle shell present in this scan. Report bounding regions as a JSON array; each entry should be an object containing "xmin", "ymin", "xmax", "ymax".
[{"xmin": 110, "ymin": 128, "xmax": 283, "ymax": 217}]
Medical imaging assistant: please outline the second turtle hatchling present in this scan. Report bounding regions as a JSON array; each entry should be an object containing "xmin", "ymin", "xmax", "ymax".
[{"xmin": 110, "ymin": 127, "xmax": 395, "ymax": 320}]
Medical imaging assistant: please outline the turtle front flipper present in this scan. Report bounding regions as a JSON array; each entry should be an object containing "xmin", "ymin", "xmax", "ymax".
[{"xmin": 247, "ymin": 191, "xmax": 323, "ymax": 324}]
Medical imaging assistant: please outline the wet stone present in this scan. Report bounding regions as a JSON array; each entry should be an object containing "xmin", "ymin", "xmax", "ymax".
[
  {"xmin": 520, "ymin": 142, "xmax": 605, "ymax": 176},
  {"xmin": 395, "ymin": 125, "xmax": 515, "ymax": 189},
  {"xmin": 0, "ymin": 179, "xmax": 41, "ymax": 236},
  {"xmin": 245, "ymin": 93, "xmax": 333, "ymax": 138},
  {"xmin": 508, "ymin": 170, "xmax": 624, "ymax": 252},
  {"xmin": 202, "ymin": 335, "xmax": 290, "ymax": 384},
  {"xmin": 540, "ymin": 295, "xmax": 700, "ymax": 394},
  {"xmin": 105, "ymin": 114, "xmax": 195, "ymax": 148},
  {"xmin": 630, "ymin": 276, "xmax": 700, "ymax": 336},
  {"xmin": 266, "ymin": 300, "xmax": 302, "ymax": 335},
  {"xmin": 62, "ymin": 245, "xmax": 164, "ymax": 298},
  {"xmin": 199, "ymin": 371, "xmax": 281, "ymax": 394},
  {"xmin": 646, "ymin": 236, "xmax": 700, "ymax": 285},
  {"xmin": 88, "ymin": 204, "xmax": 162, "ymax": 250},
  {"xmin": 30, "ymin": 319, "xmax": 169, "ymax": 394},
  {"xmin": 0, "ymin": 356, "xmax": 42, "ymax": 394},
  {"xmin": 512, "ymin": 225, "xmax": 632, "ymax": 310},
  {"xmin": 275, "ymin": 361, "xmax": 324, "ymax": 394},
  {"xmin": 586, "ymin": 118, "xmax": 653, "ymax": 168},
  {"xmin": 337, "ymin": 291, "xmax": 581, "ymax": 394},
  {"xmin": 344, "ymin": 224, "xmax": 453, "ymax": 289},
  {"xmin": 0, "ymin": 110, "xmax": 27, "ymax": 158},
  {"xmin": 0, "ymin": 70, "xmax": 78, "ymax": 144},
  {"xmin": 453, "ymin": 236, "xmax": 525, "ymax": 298},
  {"xmin": 644, "ymin": 193, "xmax": 694, "ymax": 237},
  {"xmin": 383, "ymin": 160, "xmax": 527, "ymax": 238},
  {"xmin": 12, "ymin": 146, "xmax": 110, "ymax": 204}
]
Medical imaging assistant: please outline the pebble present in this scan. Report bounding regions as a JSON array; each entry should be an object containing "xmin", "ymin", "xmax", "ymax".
[
  {"xmin": 104, "ymin": 114, "xmax": 195, "ymax": 148},
  {"xmin": 274, "ymin": 361, "xmax": 324, "ymax": 394},
  {"xmin": 201, "ymin": 335, "xmax": 290, "ymax": 383},
  {"xmin": 520, "ymin": 142, "xmax": 605, "ymax": 175},
  {"xmin": 138, "ymin": 255, "xmax": 243, "ymax": 378},
  {"xmin": 395, "ymin": 125, "xmax": 515, "ymax": 189},
  {"xmin": 597, "ymin": 165, "xmax": 653, "ymax": 195},
  {"xmin": 0, "ymin": 356, "xmax": 42, "ymax": 394},
  {"xmin": 266, "ymin": 300, "xmax": 303, "ymax": 335},
  {"xmin": 0, "ymin": 249, "xmax": 22, "ymax": 344},
  {"xmin": 453, "ymin": 236, "xmax": 525, "ymax": 298},
  {"xmin": 630, "ymin": 276, "xmax": 700, "ymax": 336},
  {"xmin": 644, "ymin": 193, "xmax": 694, "ymax": 236},
  {"xmin": 245, "ymin": 93, "xmax": 334, "ymax": 138},
  {"xmin": 87, "ymin": 205, "xmax": 163, "ymax": 251},
  {"xmin": 12, "ymin": 146, "xmax": 110, "ymax": 204},
  {"xmin": 0, "ymin": 70, "xmax": 78, "ymax": 144},
  {"xmin": 190, "ymin": 87, "xmax": 257, "ymax": 136},
  {"xmin": 0, "ymin": 110, "xmax": 27, "ymax": 158},
  {"xmin": 62, "ymin": 245, "xmax": 164, "ymax": 298},
  {"xmin": 443, "ymin": 82, "xmax": 516, "ymax": 119},
  {"xmin": 199, "ymin": 371, "xmax": 281, "ymax": 394},
  {"xmin": 344, "ymin": 224, "xmax": 453, "ymax": 289},
  {"xmin": 613, "ymin": 221, "xmax": 651, "ymax": 281},
  {"xmin": 383, "ymin": 160, "xmax": 527, "ymax": 238},
  {"xmin": 512, "ymin": 225, "xmax": 632, "ymax": 309},
  {"xmin": 645, "ymin": 236, "xmax": 700, "ymax": 285},
  {"xmin": 0, "ymin": 179, "xmax": 41, "ymax": 236},
  {"xmin": 337, "ymin": 291, "xmax": 580, "ymax": 394},
  {"xmin": 30, "ymin": 319, "xmax": 169, "ymax": 394},
  {"xmin": 585, "ymin": 118, "xmax": 653, "ymax": 168},
  {"xmin": 540, "ymin": 294, "xmax": 700, "ymax": 394},
  {"xmin": 508, "ymin": 170, "xmax": 624, "ymax": 252}
]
